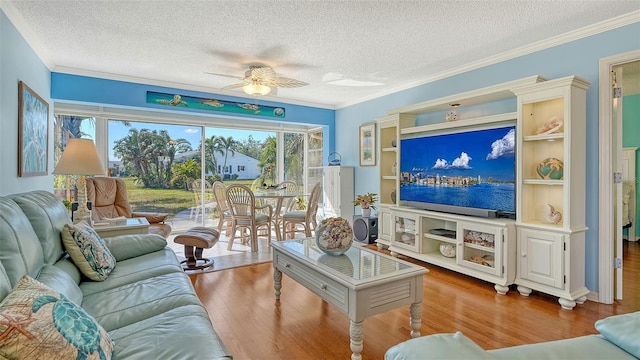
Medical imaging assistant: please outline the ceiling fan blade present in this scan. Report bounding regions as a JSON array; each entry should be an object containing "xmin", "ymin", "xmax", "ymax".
[
  {"xmin": 205, "ymin": 72, "xmax": 245, "ymax": 80},
  {"xmin": 250, "ymin": 66, "xmax": 276, "ymax": 80},
  {"xmin": 269, "ymin": 77, "xmax": 309, "ymax": 88},
  {"xmin": 221, "ymin": 82, "xmax": 247, "ymax": 90}
]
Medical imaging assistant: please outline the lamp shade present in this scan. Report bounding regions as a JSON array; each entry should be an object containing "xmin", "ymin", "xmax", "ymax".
[{"xmin": 53, "ymin": 138, "xmax": 105, "ymax": 176}]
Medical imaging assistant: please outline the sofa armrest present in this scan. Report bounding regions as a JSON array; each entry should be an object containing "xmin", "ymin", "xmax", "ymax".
[
  {"xmin": 132, "ymin": 212, "xmax": 169, "ymax": 224},
  {"xmin": 385, "ymin": 332, "xmax": 496, "ymax": 360},
  {"xmin": 103, "ymin": 234, "xmax": 167, "ymax": 261}
]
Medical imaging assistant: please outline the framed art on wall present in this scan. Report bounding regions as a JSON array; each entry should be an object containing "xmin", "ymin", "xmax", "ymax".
[
  {"xmin": 359, "ymin": 123, "xmax": 376, "ymax": 166},
  {"xmin": 18, "ymin": 81, "xmax": 49, "ymax": 177}
]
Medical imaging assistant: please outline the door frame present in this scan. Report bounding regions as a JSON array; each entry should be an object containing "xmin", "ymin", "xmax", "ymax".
[{"xmin": 598, "ymin": 49, "xmax": 640, "ymax": 304}]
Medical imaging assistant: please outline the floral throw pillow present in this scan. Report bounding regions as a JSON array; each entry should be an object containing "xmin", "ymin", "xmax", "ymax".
[
  {"xmin": 62, "ymin": 221, "xmax": 116, "ymax": 281},
  {"xmin": 0, "ymin": 275, "xmax": 113, "ymax": 359}
]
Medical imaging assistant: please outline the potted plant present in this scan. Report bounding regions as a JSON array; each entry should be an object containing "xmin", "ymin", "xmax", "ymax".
[{"xmin": 353, "ymin": 192, "xmax": 378, "ymax": 218}]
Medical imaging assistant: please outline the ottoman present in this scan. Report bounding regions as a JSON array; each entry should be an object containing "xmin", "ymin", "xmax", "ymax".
[{"xmin": 174, "ymin": 226, "xmax": 220, "ymax": 270}]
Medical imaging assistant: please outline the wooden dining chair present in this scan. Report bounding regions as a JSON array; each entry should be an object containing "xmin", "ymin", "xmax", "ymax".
[
  {"xmin": 212, "ymin": 181, "xmax": 234, "ymax": 236},
  {"xmin": 282, "ymin": 182, "xmax": 322, "ymax": 239},
  {"xmin": 225, "ymin": 184, "xmax": 273, "ymax": 252}
]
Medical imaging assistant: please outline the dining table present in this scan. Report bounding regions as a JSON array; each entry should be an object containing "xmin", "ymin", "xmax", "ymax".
[{"xmin": 253, "ymin": 188, "xmax": 308, "ymax": 241}]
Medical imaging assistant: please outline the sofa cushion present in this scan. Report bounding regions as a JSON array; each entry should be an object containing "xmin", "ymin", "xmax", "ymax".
[
  {"xmin": 0, "ymin": 261, "xmax": 10, "ymax": 300},
  {"xmin": 9, "ymin": 191, "xmax": 71, "ymax": 264},
  {"xmin": 0, "ymin": 197, "xmax": 45, "ymax": 287},
  {"xmin": 595, "ymin": 311, "xmax": 640, "ymax": 358},
  {"xmin": 81, "ymin": 272, "xmax": 203, "ymax": 332},
  {"xmin": 489, "ymin": 334, "xmax": 637, "ymax": 360},
  {"xmin": 385, "ymin": 331, "xmax": 496, "ymax": 360},
  {"xmin": 62, "ymin": 221, "xmax": 116, "ymax": 281},
  {"xmin": 0, "ymin": 276, "xmax": 113, "ymax": 360},
  {"xmin": 36, "ymin": 264, "xmax": 84, "ymax": 305},
  {"xmin": 108, "ymin": 304, "xmax": 232, "ymax": 360},
  {"xmin": 79, "ymin": 248, "xmax": 183, "ymax": 297},
  {"xmin": 102, "ymin": 233, "xmax": 167, "ymax": 261}
]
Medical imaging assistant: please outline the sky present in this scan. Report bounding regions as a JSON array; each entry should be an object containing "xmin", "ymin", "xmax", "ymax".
[
  {"xmin": 400, "ymin": 126, "xmax": 516, "ymax": 181},
  {"xmin": 82, "ymin": 120, "xmax": 274, "ymax": 161}
]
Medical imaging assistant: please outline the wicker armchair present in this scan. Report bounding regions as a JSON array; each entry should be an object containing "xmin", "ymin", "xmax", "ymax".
[
  {"xmin": 282, "ymin": 182, "xmax": 322, "ymax": 239},
  {"xmin": 225, "ymin": 184, "xmax": 273, "ymax": 252}
]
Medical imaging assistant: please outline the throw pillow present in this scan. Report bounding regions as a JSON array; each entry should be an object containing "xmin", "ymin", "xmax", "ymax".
[
  {"xmin": 0, "ymin": 275, "xmax": 113, "ymax": 360},
  {"xmin": 62, "ymin": 220, "xmax": 116, "ymax": 281}
]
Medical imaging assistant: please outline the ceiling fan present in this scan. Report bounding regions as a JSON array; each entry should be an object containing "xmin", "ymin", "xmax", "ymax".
[{"xmin": 206, "ymin": 65, "xmax": 308, "ymax": 96}]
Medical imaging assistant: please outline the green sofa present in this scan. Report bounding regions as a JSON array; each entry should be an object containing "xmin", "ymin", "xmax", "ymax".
[
  {"xmin": 385, "ymin": 311, "xmax": 639, "ymax": 360},
  {"xmin": 0, "ymin": 190, "xmax": 232, "ymax": 359}
]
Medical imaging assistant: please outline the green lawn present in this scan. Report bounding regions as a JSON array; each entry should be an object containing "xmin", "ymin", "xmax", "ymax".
[{"xmin": 124, "ymin": 177, "xmax": 254, "ymax": 217}]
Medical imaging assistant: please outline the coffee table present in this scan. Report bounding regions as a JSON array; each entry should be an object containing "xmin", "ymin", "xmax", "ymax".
[
  {"xmin": 271, "ymin": 238, "xmax": 427, "ymax": 360},
  {"xmin": 93, "ymin": 217, "xmax": 150, "ymax": 238}
]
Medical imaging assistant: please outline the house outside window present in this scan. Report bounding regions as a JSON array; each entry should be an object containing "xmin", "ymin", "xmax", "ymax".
[{"xmin": 237, "ymin": 165, "xmax": 245, "ymax": 172}]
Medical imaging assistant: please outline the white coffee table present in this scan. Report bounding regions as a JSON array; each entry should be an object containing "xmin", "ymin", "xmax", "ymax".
[
  {"xmin": 271, "ymin": 239, "xmax": 427, "ymax": 360},
  {"xmin": 93, "ymin": 217, "xmax": 150, "ymax": 238}
]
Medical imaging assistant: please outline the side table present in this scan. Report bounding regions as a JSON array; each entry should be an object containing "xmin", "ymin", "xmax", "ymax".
[{"xmin": 93, "ymin": 218, "xmax": 150, "ymax": 238}]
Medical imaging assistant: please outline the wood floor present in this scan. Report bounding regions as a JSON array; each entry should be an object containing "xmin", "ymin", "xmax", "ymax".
[{"xmin": 190, "ymin": 241, "xmax": 640, "ymax": 360}]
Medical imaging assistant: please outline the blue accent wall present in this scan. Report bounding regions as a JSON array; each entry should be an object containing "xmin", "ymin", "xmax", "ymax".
[
  {"xmin": 0, "ymin": 10, "xmax": 52, "ymax": 195},
  {"xmin": 337, "ymin": 22, "xmax": 640, "ymax": 292}
]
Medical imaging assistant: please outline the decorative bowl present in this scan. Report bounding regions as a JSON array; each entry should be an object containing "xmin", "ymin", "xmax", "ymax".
[
  {"xmin": 315, "ymin": 217, "xmax": 353, "ymax": 256},
  {"xmin": 536, "ymin": 158, "xmax": 564, "ymax": 180},
  {"xmin": 439, "ymin": 243, "xmax": 456, "ymax": 258}
]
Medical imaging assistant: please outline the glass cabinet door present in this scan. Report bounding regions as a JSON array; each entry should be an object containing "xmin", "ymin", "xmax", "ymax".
[
  {"xmin": 458, "ymin": 222, "xmax": 503, "ymax": 276},
  {"xmin": 391, "ymin": 211, "xmax": 419, "ymax": 252}
]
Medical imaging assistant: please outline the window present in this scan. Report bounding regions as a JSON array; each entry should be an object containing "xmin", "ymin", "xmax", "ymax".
[{"xmin": 53, "ymin": 107, "xmax": 323, "ymax": 235}]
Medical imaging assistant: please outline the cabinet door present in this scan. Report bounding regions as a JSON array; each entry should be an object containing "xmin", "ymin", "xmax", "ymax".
[
  {"xmin": 379, "ymin": 207, "xmax": 392, "ymax": 241},
  {"xmin": 458, "ymin": 222, "xmax": 502, "ymax": 276},
  {"xmin": 518, "ymin": 228, "xmax": 564, "ymax": 288},
  {"xmin": 391, "ymin": 211, "xmax": 420, "ymax": 252},
  {"xmin": 322, "ymin": 167, "xmax": 340, "ymax": 217}
]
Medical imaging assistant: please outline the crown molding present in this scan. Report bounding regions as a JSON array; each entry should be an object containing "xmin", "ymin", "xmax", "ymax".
[{"xmin": 335, "ymin": 10, "xmax": 640, "ymax": 109}]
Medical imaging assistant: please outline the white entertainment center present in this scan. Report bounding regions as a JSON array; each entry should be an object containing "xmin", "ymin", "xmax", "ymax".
[{"xmin": 375, "ymin": 75, "xmax": 590, "ymax": 310}]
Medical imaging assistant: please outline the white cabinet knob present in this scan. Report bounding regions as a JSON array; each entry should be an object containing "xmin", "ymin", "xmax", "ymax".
[
  {"xmin": 321, "ymin": 284, "xmax": 328, "ymax": 290},
  {"xmin": 521, "ymin": 253, "xmax": 527, "ymax": 257}
]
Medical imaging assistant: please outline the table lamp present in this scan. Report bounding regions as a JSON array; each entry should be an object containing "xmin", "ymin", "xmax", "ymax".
[{"xmin": 53, "ymin": 138, "xmax": 105, "ymax": 223}]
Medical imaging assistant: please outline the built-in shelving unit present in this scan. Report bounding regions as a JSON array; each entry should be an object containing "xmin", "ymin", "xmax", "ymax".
[{"xmin": 374, "ymin": 75, "xmax": 590, "ymax": 307}]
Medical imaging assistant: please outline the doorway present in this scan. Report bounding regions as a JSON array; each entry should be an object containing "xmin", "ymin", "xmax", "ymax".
[{"xmin": 598, "ymin": 50, "xmax": 640, "ymax": 304}]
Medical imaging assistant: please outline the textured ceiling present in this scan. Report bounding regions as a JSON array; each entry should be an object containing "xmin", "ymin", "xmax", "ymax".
[{"xmin": 3, "ymin": 1, "xmax": 639, "ymax": 108}]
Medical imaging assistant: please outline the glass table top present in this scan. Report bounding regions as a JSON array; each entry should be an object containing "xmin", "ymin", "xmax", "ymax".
[{"xmin": 271, "ymin": 238, "xmax": 422, "ymax": 281}]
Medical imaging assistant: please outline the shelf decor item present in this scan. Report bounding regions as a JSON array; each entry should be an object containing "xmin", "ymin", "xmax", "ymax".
[
  {"xmin": 536, "ymin": 158, "xmax": 564, "ymax": 180},
  {"xmin": 445, "ymin": 103, "xmax": 460, "ymax": 122},
  {"xmin": 353, "ymin": 192, "xmax": 378, "ymax": 218},
  {"xmin": 391, "ymin": 137, "xmax": 397, "ymax": 148},
  {"xmin": 328, "ymin": 152, "xmax": 342, "ymax": 166},
  {"xmin": 535, "ymin": 116, "xmax": 563, "ymax": 135},
  {"xmin": 315, "ymin": 217, "xmax": 353, "ymax": 255},
  {"xmin": 542, "ymin": 204, "xmax": 563, "ymax": 224},
  {"xmin": 439, "ymin": 243, "xmax": 456, "ymax": 258},
  {"xmin": 391, "ymin": 190, "xmax": 397, "ymax": 204}
]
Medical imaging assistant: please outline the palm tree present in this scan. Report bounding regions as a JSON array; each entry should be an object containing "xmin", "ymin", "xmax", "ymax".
[{"xmin": 214, "ymin": 136, "xmax": 238, "ymax": 178}]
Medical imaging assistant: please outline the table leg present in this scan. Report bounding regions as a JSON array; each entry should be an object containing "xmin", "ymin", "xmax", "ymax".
[
  {"xmin": 349, "ymin": 320, "xmax": 363, "ymax": 360},
  {"xmin": 273, "ymin": 267, "xmax": 282, "ymax": 300},
  {"xmin": 274, "ymin": 198, "xmax": 283, "ymax": 241},
  {"xmin": 409, "ymin": 302, "xmax": 422, "ymax": 338}
]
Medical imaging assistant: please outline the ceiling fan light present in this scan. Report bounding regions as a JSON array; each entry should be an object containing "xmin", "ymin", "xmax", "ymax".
[{"xmin": 243, "ymin": 83, "xmax": 271, "ymax": 96}]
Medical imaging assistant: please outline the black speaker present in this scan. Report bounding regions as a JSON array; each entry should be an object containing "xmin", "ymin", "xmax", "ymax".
[{"xmin": 353, "ymin": 216, "xmax": 378, "ymax": 244}]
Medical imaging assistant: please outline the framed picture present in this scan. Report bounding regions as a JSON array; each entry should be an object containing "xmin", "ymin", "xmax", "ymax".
[
  {"xmin": 359, "ymin": 123, "xmax": 376, "ymax": 166},
  {"xmin": 18, "ymin": 81, "xmax": 49, "ymax": 177}
]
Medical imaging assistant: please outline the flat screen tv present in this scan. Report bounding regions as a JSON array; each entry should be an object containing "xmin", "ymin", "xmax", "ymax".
[{"xmin": 399, "ymin": 124, "xmax": 516, "ymax": 219}]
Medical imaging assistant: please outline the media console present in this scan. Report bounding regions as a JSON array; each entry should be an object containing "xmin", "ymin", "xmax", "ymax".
[{"xmin": 375, "ymin": 75, "xmax": 590, "ymax": 309}]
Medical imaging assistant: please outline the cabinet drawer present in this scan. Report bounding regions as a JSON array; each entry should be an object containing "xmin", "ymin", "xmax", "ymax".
[{"xmin": 274, "ymin": 253, "xmax": 349, "ymax": 313}]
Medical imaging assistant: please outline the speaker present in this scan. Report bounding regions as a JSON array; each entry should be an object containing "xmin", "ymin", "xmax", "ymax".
[{"xmin": 353, "ymin": 216, "xmax": 378, "ymax": 244}]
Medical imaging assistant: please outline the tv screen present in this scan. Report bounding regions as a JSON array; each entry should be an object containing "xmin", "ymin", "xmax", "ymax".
[{"xmin": 399, "ymin": 125, "xmax": 516, "ymax": 218}]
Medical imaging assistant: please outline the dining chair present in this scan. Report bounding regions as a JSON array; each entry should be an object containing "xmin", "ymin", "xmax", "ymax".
[
  {"xmin": 282, "ymin": 182, "xmax": 322, "ymax": 239},
  {"xmin": 278, "ymin": 180, "xmax": 300, "ymax": 213},
  {"xmin": 212, "ymin": 181, "xmax": 233, "ymax": 236},
  {"xmin": 190, "ymin": 179, "xmax": 216, "ymax": 222},
  {"xmin": 225, "ymin": 184, "xmax": 273, "ymax": 252}
]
